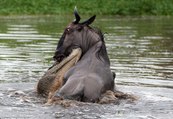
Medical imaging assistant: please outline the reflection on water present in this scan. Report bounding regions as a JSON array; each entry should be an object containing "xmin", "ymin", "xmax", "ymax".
[
  {"xmin": 0, "ymin": 16, "xmax": 173, "ymax": 87},
  {"xmin": 0, "ymin": 24, "xmax": 56, "ymax": 83},
  {"xmin": 104, "ymin": 17, "xmax": 173, "ymax": 89},
  {"xmin": 0, "ymin": 16, "xmax": 173, "ymax": 119}
]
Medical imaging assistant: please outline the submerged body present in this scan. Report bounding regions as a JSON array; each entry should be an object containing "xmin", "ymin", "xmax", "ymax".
[{"xmin": 58, "ymin": 41, "xmax": 114, "ymax": 102}]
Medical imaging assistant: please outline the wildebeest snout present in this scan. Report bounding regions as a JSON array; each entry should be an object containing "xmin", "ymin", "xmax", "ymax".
[{"xmin": 53, "ymin": 48, "xmax": 65, "ymax": 62}]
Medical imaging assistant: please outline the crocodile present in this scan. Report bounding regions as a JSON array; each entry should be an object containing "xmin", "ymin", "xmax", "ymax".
[{"xmin": 36, "ymin": 48, "xmax": 82, "ymax": 103}]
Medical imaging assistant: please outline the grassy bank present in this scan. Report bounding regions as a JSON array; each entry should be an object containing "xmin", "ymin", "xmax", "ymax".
[{"xmin": 0, "ymin": 0, "xmax": 173, "ymax": 15}]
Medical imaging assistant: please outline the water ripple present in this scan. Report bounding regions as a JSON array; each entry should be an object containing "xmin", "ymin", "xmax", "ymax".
[{"xmin": 0, "ymin": 17, "xmax": 173, "ymax": 90}]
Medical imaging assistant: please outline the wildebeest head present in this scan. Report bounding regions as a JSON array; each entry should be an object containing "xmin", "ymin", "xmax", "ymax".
[{"xmin": 53, "ymin": 8, "xmax": 101, "ymax": 62}]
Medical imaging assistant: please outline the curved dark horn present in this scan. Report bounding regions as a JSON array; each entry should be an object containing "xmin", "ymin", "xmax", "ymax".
[
  {"xmin": 73, "ymin": 6, "xmax": 81, "ymax": 24},
  {"xmin": 81, "ymin": 15, "xmax": 96, "ymax": 25}
]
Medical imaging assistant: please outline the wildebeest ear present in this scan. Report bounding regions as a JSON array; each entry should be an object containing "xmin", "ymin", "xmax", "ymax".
[
  {"xmin": 73, "ymin": 6, "xmax": 81, "ymax": 24},
  {"xmin": 81, "ymin": 15, "xmax": 96, "ymax": 25}
]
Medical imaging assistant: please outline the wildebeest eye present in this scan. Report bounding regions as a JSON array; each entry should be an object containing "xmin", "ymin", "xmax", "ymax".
[
  {"xmin": 67, "ymin": 28, "xmax": 70, "ymax": 32},
  {"xmin": 66, "ymin": 28, "xmax": 74, "ymax": 33}
]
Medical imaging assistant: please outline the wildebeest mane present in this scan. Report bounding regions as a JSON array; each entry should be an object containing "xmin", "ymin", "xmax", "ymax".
[{"xmin": 88, "ymin": 26, "xmax": 110, "ymax": 64}]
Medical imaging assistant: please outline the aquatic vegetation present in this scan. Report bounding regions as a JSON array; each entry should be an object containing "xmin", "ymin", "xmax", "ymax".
[{"xmin": 0, "ymin": 0, "xmax": 173, "ymax": 15}]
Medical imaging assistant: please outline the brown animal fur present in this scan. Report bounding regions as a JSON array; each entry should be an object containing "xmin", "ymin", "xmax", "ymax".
[
  {"xmin": 99, "ymin": 90, "xmax": 137, "ymax": 104},
  {"xmin": 47, "ymin": 90, "xmax": 137, "ymax": 107},
  {"xmin": 36, "ymin": 48, "xmax": 82, "ymax": 103}
]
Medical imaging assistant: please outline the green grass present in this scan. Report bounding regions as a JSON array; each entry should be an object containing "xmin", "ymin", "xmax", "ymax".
[{"xmin": 0, "ymin": 0, "xmax": 173, "ymax": 15}]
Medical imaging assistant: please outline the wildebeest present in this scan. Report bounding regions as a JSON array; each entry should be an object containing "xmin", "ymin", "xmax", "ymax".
[{"xmin": 53, "ymin": 9, "xmax": 115, "ymax": 102}]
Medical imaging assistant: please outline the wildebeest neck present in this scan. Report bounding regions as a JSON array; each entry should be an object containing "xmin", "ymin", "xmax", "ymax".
[{"xmin": 80, "ymin": 27, "xmax": 99, "ymax": 54}]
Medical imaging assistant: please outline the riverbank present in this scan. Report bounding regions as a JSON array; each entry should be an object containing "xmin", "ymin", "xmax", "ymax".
[{"xmin": 0, "ymin": 0, "xmax": 173, "ymax": 15}]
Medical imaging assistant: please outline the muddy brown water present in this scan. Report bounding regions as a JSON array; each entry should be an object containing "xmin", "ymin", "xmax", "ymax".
[{"xmin": 0, "ymin": 16, "xmax": 173, "ymax": 119}]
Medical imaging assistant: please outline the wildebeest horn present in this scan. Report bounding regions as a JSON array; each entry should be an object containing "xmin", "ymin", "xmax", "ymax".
[
  {"xmin": 73, "ymin": 6, "xmax": 81, "ymax": 24},
  {"xmin": 81, "ymin": 15, "xmax": 96, "ymax": 25}
]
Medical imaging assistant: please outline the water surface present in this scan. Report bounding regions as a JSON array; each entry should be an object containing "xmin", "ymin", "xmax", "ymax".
[{"xmin": 0, "ymin": 15, "xmax": 173, "ymax": 119}]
